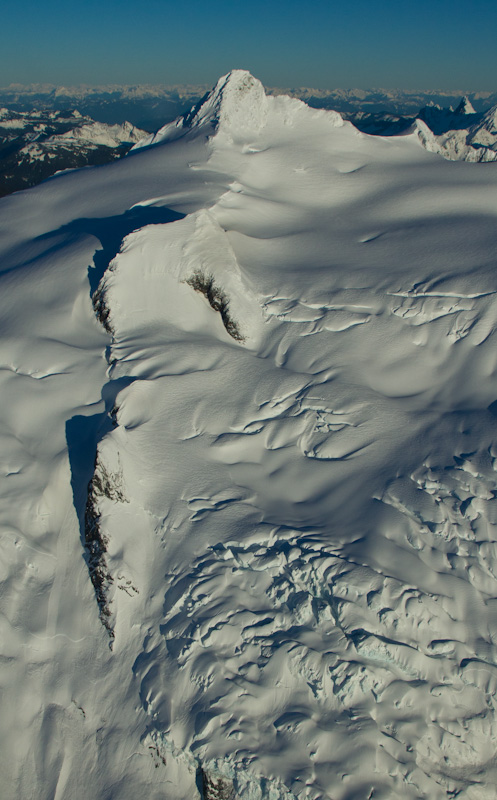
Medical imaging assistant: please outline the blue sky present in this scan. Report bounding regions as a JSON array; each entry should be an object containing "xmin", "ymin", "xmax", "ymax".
[{"xmin": 2, "ymin": 0, "xmax": 495, "ymax": 90}]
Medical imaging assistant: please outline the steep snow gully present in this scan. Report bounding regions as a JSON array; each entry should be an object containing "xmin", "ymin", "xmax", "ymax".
[{"xmin": 2, "ymin": 70, "xmax": 497, "ymax": 800}]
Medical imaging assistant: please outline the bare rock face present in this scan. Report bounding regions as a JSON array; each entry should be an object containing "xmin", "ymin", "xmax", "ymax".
[{"xmin": 84, "ymin": 452, "xmax": 127, "ymax": 640}]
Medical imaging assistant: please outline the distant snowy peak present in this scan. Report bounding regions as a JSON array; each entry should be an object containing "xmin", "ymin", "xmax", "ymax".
[
  {"xmin": 482, "ymin": 105, "xmax": 497, "ymax": 130},
  {"xmin": 133, "ymin": 70, "xmax": 269, "ymax": 149},
  {"xmin": 19, "ymin": 119, "xmax": 146, "ymax": 163},
  {"xmin": 412, "ymin": 100, "xmax": 497, "ymax": 162},
  {"xmin": 416, "ymin": 98, "xmax": 480, "ymax": 135},
  {"xmin": 469, "ymin": 105, "xmax": 497, "ymax": 147},
  {"xmin": 50, "ymin": 120, "xmax": 145, "ymax": 148},
  {"xmin": 455, "ymin": 95, "xmax": 476, "ymax": 115}
]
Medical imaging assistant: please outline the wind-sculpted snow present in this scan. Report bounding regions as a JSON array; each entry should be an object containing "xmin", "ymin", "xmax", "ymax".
[{"xmin": 2, "ymin": 70, "xmax": 497, "ymax": 799}]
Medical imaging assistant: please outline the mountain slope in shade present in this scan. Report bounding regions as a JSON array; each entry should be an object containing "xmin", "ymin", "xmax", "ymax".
[{"xmin": 2, "ymin": 70, "xmax": 497, "ymax": 800}]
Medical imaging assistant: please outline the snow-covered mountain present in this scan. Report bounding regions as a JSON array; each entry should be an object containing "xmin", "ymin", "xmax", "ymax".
[
  {"xmin": 0, "ymin": 107, "xmax": 146, "ymax": 196},
  {"xmin": 336, "ymin": 96, "xmax": 497, "ymax": 163},
  {"xmin": 2, "ymin": 69, "xmax": 497, "ymax": 800},
  {"xmin": 410, "ymin": 97, "xmax": 497, "ymax": 162},
  {"xmin": 415, "ymin": 95, "xmax": 478, "ymax": 134}
]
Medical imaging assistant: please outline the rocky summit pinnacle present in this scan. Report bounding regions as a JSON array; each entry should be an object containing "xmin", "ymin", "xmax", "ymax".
[
  {"xmin": 183, "ymin": 69, "xmax": 269, "ymax": 136},
  {"xmin": 455, "ymin": 95, "xmax": 476, "ymax": 115}
]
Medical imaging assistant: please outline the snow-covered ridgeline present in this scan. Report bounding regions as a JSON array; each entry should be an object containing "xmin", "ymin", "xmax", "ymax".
[
  {"xmin": 2, "ymin": 70, "xmax": 497, "ymax": 799},
  {"xmin": 131, "ymin": 75, "xmax": 497, "ymax": 164},
  {"xmin": 19, "ymin": 120, "xmax": 146, "ymax": 162},
  {"xmin": 0, "ymin": 107, "xmax": 148, "ymax": 197}
]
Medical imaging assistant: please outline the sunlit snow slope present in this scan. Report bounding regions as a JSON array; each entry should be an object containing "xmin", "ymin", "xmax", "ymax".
[{"xmin": 2, "ymin": 70, "xmax": 497, "ymax": 800}]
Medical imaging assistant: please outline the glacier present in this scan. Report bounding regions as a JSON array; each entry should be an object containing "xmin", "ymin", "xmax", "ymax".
[{"xmin": 1, "ymin": 70, "xmax": 497, "ymax": 799}]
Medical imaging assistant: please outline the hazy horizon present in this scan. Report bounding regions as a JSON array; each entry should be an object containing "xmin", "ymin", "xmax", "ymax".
[
  {"xmin": 2, "ymin": 0, "xmax": 495, "ymax": 92},
  {"xmin": 0, "ymin": 78, "xmax": 494, "ymax": 96}
]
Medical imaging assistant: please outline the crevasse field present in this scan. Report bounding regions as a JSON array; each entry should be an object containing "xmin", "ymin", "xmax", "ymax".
[{"xmin": 2, "ymin": 71, "xmax": 497, "ymax": 800}]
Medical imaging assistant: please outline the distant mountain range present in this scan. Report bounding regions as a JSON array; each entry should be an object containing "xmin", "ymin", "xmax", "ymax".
[
  {"xmin": 413, "ymin": 100, "xmax": 497, "ymax": 162},
  {"xmin": 0, "ymin": 107, "xmax": 146, "ymax": 197},
  {"xmin": 0, "ymin": 83, "xmax": 208, "ymax": 131},
  {"xmin": 348, "ymin": 95, "xmax": 497, "ymax": 162},
  {"xmin": 2, "ymin": 82, "xmax": 497, "ymax": 126},
  {"xmin": 1, "ymin": 83, "xmax": 497, "ymax": 198}
]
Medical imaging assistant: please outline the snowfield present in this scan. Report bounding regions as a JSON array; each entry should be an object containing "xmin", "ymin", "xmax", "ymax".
[{"xmin": 2, "ymin": 70, "xmax": 497, "ymax": 800}]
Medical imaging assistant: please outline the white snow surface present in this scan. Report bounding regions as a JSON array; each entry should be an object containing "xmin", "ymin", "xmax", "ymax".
[{"xmin": 2, "ymin": 70, "xmax": 497, "ymax": 799}]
